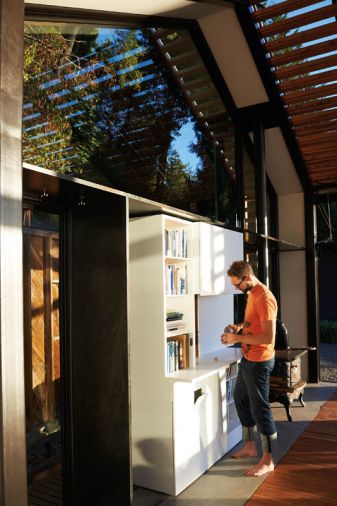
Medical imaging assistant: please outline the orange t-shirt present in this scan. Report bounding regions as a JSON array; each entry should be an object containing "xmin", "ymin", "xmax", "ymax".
[{"xmin": 241, "ymin": 282, "xmax": 277, "ymax": 362}]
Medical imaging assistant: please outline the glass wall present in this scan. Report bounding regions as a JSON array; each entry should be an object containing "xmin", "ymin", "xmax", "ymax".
[
  {"xmin": 266, "ymin": 178, "xmax": 278, "ymax": 238},
  {"xmin": 242, "ymin": 144, "xmax": 257, "ymax": 233},
  {"xmin": 23, "ymin": 22, "xmax": 237, "ymax": 225}
]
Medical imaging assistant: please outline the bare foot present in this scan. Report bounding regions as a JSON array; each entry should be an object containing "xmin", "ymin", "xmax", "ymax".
[
  {"xmin": 231, "ymin": 441, "xmax": 257, "ymax": 459},
  {"xmin": 244, "ymin": 454, "xmax": 274, "ymax": 477}
]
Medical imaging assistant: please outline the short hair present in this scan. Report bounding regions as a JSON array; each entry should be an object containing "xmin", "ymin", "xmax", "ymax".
[{"xmin": 227, "ymin": 260, "xmax": 254, "ymax": 278}]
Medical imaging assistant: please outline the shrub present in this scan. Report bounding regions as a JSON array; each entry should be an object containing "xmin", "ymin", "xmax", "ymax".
[{"xmin": 320, "ymin": 320, "xmax": 337, "ymax": 343}]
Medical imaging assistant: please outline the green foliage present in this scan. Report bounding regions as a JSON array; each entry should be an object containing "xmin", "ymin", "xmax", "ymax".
[
  {"xmin": 320, "ymin": 320, "xmax": 337, "ymax": 343},
  {"xmin": 23, "ymin": 23, "xmax": 236, "ymax": 222}
]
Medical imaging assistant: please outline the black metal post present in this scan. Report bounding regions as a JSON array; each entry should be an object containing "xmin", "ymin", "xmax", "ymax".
[
  {"xmin": 254, "ymin": 120, "xmax": 268, "ymax": 284},
  {"xmin": 305, "ymin": 192, "xmax": 320, "ymax": 383},
  {"xmin": 214, "ymin": 142, "xmax": 219, "ymax": 221},
  {"xmin": 235, "ymin": 129, "xmax": 244, "ymax": 230}
]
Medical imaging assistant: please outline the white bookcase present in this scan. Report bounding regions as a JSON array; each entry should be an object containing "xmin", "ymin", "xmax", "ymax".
[{"xmin": 129, "ymin": 214, "xmax": 243, "ymax": 495}]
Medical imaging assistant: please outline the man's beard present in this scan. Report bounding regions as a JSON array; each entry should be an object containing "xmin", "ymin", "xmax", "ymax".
[{"xmin": 241, "ymin": 282, "xmax": 253, "ymax": 293}]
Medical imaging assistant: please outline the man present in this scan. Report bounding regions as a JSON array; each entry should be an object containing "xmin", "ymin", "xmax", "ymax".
[{"xmin": 221, "ymin": 260, "xmax": 277, "ymax": 477}]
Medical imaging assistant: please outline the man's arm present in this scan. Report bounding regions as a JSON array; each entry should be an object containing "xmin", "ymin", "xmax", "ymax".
[{"xmin": 221, "ymin": 319, "xmax": 276, "ymax": 346}]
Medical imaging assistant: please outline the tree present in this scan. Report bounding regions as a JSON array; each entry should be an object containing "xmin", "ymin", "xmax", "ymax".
[{"xmin": 23, "ymin": 25, "xmax": 192, "ymax": 197}]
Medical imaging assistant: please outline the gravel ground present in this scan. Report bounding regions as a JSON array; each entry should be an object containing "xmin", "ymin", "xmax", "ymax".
[{"xmin": 320, "ymin": 342, "xmax": 337, "ymax": 382}]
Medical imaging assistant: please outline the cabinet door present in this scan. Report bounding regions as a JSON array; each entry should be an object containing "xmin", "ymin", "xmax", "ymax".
[
  {"xmin": 173, "ymin": 374, "xmax": 222, "ymax": 494},
  {"xmin": 224, "ymin": 229, "xmax": 244, "ymax": 294},
  {"xmin": 199, "ymin": 223, "xmax": 243, "ymax": 295},
  {"xmin": 199, "ymin": 222, "xmax": 226, "ymax": 295}
]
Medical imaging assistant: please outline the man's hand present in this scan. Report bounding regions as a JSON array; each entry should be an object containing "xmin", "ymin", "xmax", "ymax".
[
  {"xmin": 225, "ymin": 323, "xmax": 242, "ymax": 334},
  {"xmin": 221, "ymin": 332, "xmax": 240, "ymax": 345}
]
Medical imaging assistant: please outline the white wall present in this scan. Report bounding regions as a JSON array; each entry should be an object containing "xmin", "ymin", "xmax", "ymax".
[
  {"xmin": 265, "ymin": 128, "xmax": 303, "ymax": 196},
  {"xmin": 278, "ymin": 193, "xmax": 305, "ymax": 247},
  {"xmin": 279, "ymin": 251, "xmax": 308, "ymax": 379},
  {"xmin": 278, "ymin": 191, "xmax": 308, "ymax": 378}
]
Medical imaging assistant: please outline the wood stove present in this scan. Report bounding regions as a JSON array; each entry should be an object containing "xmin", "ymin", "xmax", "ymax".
[{"xmin": 269, "ymin": 321, "xmax": 313, "ymax": 422}]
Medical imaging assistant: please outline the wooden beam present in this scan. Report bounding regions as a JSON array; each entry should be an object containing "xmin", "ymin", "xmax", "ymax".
[
  {"xmin": 0, "ymin": 1, "xmax": 27, "ymax": 506},
  {"xmin": 275, "ymin": 53, "xmax": 337, "ymax": 80},
  {"xmin": 259, "ymin": 3, "xmax": 337, "ymax": 38},
  {"xmin": 304, "ymin": 152, "xmax": 337, "ymax": 162},
  {"xmin": 295, "ymin": 121, "xmax": 337, "ymax": 136},
  {"xmin": 309, "ymin": 171, "xmax": 337, "ymax": 179},
  {"xmin": 307, "ymin": 171, "xmax": 337, "ymax": 180},
  {"xmin": 307, "ymin": 171, "xmax": 337, "ymax": 181},
  {"xmin": 307, "ymin": 167, "xmax": 337, "ymax": 175},
  {"xmin": 300, "ymin": 141, "xmax": 337, "ymax": 153},
  {"xmin": 298, "ymin": 130, "xmax": 337, "ymax": 145},
  {"xmin": 295, "ymin": 117, "xmax": 337, "ymax": 129},
  {"xmin": 289, "ymin": 96, "xmax": 337, "ymax": 116},
  {"xmin": 160, "ymin": 35, "xmax": 193, "ymax": 52},
  {"xmin": 303, "ymin": 160, "xmax": 337, "ymax": 171},
  {"xmin": 307, "ymin": 167, "xmax": 337, "ymax": 177},
  {"xmin": 305, "ymin": 147, "xmax": 337, "ymax": 158},
  {"xmin": 176, "ymin": 62, "xmax": 205, "ymax": 79},
  {"xmin": 300, "ymin": 136, "xmax": 337, "ymax": 149},
  {"xmin": 281, "ymin": 68, "xmax": 337, "ymax": 93},
  {"xmin": 265, "ymin": 21, "xmax": 337, "ymax": 53},
  {"xmin": 169, "ymin": 48, "xmax": 199, "ymax": 66},
  {"xmin": 271, "ymin": 37, "xmax": 337, "ymax": 67},
  {"xmin": 285, "ymin": 82, "xmax": 337, "ymax": 105},
  {"xmin": 302, "ymin": 145, "xmax": 337, "ymax": 156},
  {"xmin": 292, "ymin": 109, "xmax": 337, "ymax": 126},
  {"xmin": 252, "ymin": 0, "xmax": 321, "ymax": 23}
]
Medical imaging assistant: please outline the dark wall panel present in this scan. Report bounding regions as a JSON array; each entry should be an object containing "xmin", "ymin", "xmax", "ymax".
[
  {"xmin": 64, "ymin": 193, "xmax": 131, "ymax": 505},
  {"xmin": 319, "ymin": 254, "xmax": 337, "ymax": 321}
]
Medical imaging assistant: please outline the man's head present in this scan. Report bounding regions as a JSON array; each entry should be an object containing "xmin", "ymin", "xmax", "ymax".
[{"xmin": 227, "ymin": 260, "xmax": 256, "ymax": 293}]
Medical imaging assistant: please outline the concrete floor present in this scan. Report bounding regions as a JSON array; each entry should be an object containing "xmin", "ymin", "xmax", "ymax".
[{"xmin": 133, "ymin": 383, "xmax": 337, "ymax": 506}]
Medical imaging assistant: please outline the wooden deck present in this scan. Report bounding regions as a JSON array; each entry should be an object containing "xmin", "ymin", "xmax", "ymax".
[
  {"xmin": 28, "ymin": 472, "xmax": 63, "ymax": 506},
  {"xmin": 247, "ymin": 388, "xmax": 337, "ymax": 505},
  {"xmin": 26, "ymin": 387, "xmax": 337, "ymax": 505}
]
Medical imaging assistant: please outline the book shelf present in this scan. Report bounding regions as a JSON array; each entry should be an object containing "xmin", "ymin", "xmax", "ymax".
[
  {"xmin": 164, "ymin": 216, "xmax": 195, "ymax": 374},
  {"xmin": 129, "ymin": 214, "xmax": 243, "ymax": 495}
]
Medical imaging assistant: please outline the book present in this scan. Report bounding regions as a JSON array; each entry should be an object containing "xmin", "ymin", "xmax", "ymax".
[
  {"xmin": 165, "ymin": 263, "xmax": 188, "ymax": 295},
  {"xmin": 166, "ymin": 334, "xmax": 189, "ymax": 373},
  {"xmin": 164, "ymin": 228, "xmax": 188, "ymax": 258}
]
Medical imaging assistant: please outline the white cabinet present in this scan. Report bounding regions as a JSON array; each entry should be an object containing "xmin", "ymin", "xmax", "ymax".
[
  {"xmin": 198, "ymin": 222, "xmax": 243, "ymax": 295},
  {"xmin": 172, "ymin": 351, "xmax": 242, "ymax": 495},
  {"xmin": 129, "ymin": 214, "xmax": 242, "ymax": 496},
  {"xmin": 173, "ymin": 374, "xmax": 222, "ymax": 494}
]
